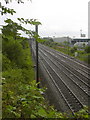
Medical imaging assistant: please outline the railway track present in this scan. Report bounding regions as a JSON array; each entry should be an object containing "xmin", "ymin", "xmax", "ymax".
[
  {"xmin": 40, "ymin": 44, "xmax": 90, "ymax": 75},
  {"xmin": 31, "ymin": 43, "xmax": 89, "ymax": 114},
  {"xmin": 39, "ymin": 48, "xmax": 89, "ymax": 103},
  {"xmin": 39, "ymin": 44, "xmax": 90, "ymax": 84},
  {"xmin": 39, "ymin": 47, "xmax": 90, "ymax": 89}
]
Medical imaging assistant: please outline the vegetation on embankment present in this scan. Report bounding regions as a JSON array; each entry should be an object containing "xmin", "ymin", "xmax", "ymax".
[
  {"xmin": 2, "ymin": 37, "xmax": 62, "ymax": 118},
  {"xmin": 41, "ymin": 39, "xmax": 90, "ymax": 64}
]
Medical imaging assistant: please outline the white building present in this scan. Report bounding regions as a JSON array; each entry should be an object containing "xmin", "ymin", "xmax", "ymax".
[
  {"xmin": 74, "ymin": 42, "xmax": 88, "ymax": 47},
  {"xmin": 88, "ymin": 1, "xmax": 90, "ymax": 38}
]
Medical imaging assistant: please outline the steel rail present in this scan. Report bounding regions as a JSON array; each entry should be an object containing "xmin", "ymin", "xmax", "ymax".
[
  {"xmin": 40, "ymin": 50, "xmax": 90, "ymax": 96},
  {"xmin": 39, "ymin": 45, "xmax": 90, "ymax": 82},
  {"xmin": 41, "ymin": 45, "xmax": 90, "ymax": 76},
  {"xmin": 40, "ymin": 44, "xmax": 90, "ymax": 76},
  {"xmin": 41, "ymin": 44, "xmax": 90, "ymax": 70},
  {"xmin": 39, "ymin": 48, "xmax": 90, "ymax": 100},
  {"xmin": 33, "ymin": 43, "xmax": 89, "ymax": 86},
  {"xmin": 39, "ymin": 57, "xmax": 75, "ymax": 115},
  {"xmin": 32, "ymin": 43, "xmax": 89, "ymax": 114},
  {"xmin": 31, "ymin": 44, "xmax": 83, "ymax": 112},
  {"xmin": 39, "ymin": 52, "xmax": 84, "ymax": 112},
  {"xmin": 39, "ymin": 48, "xmax": 90, "ymax": 88}
]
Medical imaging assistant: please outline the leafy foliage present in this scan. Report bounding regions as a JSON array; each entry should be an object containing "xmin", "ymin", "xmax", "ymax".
[
  {"xmin": 0, "ymin": 2, "xmax": 16, "ymax": 15},
  {"xmin": 85, "ymin": 46, "xmax": 90, "ymax": 53},
  {"xmin": 74, "ymin": 106, "xmax": 89, "ymax": 119},
  {"xmin": 2, "ymin": 37, "xmax": 66, "ymax": 118},
  {"xmin": 2, "ymin": 17, "xmax": 64, "ymax": 118},
  {"xmin": 17, "ymin": 18, "xmax": 41, "ymax": 25},
  {"xmin": 2, "ymin": 40, "xmax": 25, "ymax": 68},
  {"xmin": 70, "ymin": 46, "xmax": 77, "ymax": 54},
  {"xmin": 2, "ymin": 19, "xmax": 33, "ymax": 40}
]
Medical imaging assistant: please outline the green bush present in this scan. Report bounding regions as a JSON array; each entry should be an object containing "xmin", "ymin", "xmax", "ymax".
[
  {"xmin": 70, "ymin": 46, "xmax": 77, "ymax": 54},
  {"xmin": 2, "ymin": 39, "xmax": 26, "ymax": 68},
  {"xmin": 2, "ymin": 67, "xmax": 65, "ymax": 118},
  {"xmin": 85, "ymin": 46, "xmax": 90, "ymax": 53},
  {"xmin": 2, "ymin": 55, "xmax": 12, "ymax": 71},
  {"xmin": 21, "ymin": 39, "xmax": 29, "ymax": 49}
]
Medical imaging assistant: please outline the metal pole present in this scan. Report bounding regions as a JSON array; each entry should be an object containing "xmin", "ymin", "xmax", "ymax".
[
  {"xmin": 67, "ymin": 36, "xmax": 69, "ymax": 55},
  {"xmin": 35, "ymin": 25, "xmax": 39, "ymax": 88}
]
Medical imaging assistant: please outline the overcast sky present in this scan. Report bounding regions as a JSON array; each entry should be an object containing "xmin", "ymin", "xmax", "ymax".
[{"xmin": 1, "ymin": 0, "xmax": 89, "ymax": 38}]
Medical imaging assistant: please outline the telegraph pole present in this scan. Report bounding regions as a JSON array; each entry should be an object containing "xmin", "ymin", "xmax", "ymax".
[{"xmin": 35, "ymin": 25, "xmax": 39, "ymax": 88}]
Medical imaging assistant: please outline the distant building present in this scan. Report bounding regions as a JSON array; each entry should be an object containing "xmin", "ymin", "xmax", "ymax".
[
  {"xmin": 88, "ymin": 1, "xmax": 90, "ymax": 38},
  {"xmin": 71, "ymin": 39, "xmax": 90, "ymax": 45},
  {"xmin": 53, "ymin": 37, "xmax": 72, "ymax": 43},
  {"xmin": 42, "ymin": 37, "xmax": 53, "ymax": 42},
  {"xmin": 74, "ymin": 42, "xmax": 88, "ymax": 47}
]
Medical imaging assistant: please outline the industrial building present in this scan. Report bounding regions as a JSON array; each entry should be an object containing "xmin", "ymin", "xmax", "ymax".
[{"xmin": 71, "ymin": 39, "xmax": 90, "ymax": 45}]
